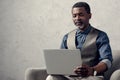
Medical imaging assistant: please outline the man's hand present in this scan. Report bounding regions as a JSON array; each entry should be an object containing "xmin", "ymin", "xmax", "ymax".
[{"xmin": 74, "ymin": 64, "xmax": 94, "ymax": 77}]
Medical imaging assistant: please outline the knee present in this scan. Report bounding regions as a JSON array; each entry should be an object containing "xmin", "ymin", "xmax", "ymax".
[
  {"xmin": 46, "ymin": 75, "xmax": 53, "ymax": 80},
  {"xmin": 110, "ymin": 69, "xmax": 120, "ymax": 80},
  {"xmin": 46, "ymin": 75, "xmax": 68, "ymax": 80},
  {"xmin": 46, "ymin": 75, "xmax": 62, "ymax": 80}
]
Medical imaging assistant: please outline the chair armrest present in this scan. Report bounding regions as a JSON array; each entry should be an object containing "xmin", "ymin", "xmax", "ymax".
[
  {"xmin": 25, "ymin": 68, "xmax": 48, "ymax": 80},
  {"xmin": 110, "ymin": 69, "xmax": 120, "ymax": 80}
]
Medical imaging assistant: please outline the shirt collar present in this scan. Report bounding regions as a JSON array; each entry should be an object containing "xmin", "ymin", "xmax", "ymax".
[{"xmin": 76, "ymin": 25, "xmax": 92, "ymax": 35}]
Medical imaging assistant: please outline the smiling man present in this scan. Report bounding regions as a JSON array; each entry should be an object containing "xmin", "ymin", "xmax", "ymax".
[
  {"xmin": 46, "ymin": 2, "xmax": 113, "ymax": 80},
  {"xmin": 72, "ymin": 5, "xmax": 91, "ymax": 31}
]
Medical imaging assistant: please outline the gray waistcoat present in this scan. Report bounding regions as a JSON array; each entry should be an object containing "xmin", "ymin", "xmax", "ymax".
[{"xmin": 67, "ymin": 27, "xmax": 99, "ymax": 67}]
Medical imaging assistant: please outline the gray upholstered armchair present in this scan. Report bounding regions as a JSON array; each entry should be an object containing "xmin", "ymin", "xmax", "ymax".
[{"xmin": 25, "ymin": 50, "xmax": 120, "ymax": 80}]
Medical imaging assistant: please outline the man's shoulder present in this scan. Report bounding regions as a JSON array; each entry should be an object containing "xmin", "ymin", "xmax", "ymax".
[
  {"xmin": 92, "ymin": 27, "xmax": 107, "ymax": 36},
  {"xmin": 62, "ymin": 28, "xmax": 77, "ymax": 39},
  {"xmin": 64, "ymin": 28, "xmax": 77, "ymax": 35},
  {"xmin": 68, "ymin": 28, "xmax": 77, "ymax": 34},
  {"xmin": 94, "ymin": 28, "xmax": 108, "ymax": 37}
]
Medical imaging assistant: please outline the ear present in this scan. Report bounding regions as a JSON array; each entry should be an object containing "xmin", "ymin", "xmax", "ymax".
[{"xmin": 89, "ymin": 13, "xmax": 92, "ymax": 19}]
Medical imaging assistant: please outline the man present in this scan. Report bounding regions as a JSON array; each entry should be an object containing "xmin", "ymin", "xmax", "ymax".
[{"xmin": 46, "ymin": 2, "xmax": 113, "ymax": 80}]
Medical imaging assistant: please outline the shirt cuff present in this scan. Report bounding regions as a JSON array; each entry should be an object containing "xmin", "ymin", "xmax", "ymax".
[{"xmin": 101, "ymin": 59, "xmax": 112, "ymax": 69}]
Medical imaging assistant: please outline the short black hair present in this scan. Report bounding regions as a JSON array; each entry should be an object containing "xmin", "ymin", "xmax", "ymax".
[{"xmin": 72, "ymin": 2, "xmax": 91, "ymax": 14}]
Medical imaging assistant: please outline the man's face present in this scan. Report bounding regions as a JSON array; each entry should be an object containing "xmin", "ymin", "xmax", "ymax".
[{"xmin": 72, "ymin": 7, "xmax": 91, "ymax": 31}]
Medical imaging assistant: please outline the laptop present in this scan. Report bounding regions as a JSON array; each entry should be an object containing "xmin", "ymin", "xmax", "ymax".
[{"xmin": 43, "ymin": 49, "xmax": 82, "ymax": 75}]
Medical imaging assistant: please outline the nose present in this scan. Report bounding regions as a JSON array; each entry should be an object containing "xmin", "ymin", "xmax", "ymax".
[{"xmin": 75, "ymin": 15, "xmax": 81, "ymax": 20}]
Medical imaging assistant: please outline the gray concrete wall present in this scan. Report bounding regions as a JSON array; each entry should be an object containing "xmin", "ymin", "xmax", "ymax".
[{"xmin": 0, "ymin": 0, "xmax": 120, "ymax": 80}]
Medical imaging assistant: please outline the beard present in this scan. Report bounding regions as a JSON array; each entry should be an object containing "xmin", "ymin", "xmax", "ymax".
[
  {"xmin": 75, "ymin": 21, "xmax": 85, "ymax": 30},
  {"xmin": 77, "ymin": 24, "xmax": 85, "ymax": 30}
]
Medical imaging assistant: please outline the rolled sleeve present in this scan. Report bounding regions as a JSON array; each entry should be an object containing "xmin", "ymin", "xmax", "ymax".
[{"xmin": 101, "ymin": 59, "xmax": 112, "ymax": 69}]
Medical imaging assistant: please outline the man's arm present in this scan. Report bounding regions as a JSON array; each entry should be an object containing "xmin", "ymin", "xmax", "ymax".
[
  {"xmin": 74, "ymin": 62, "xmax": 107, "ymax": 77},
  {"xmin": 97, "ymin": 31, "xmax": 113, "ymax": 69},
  {"xmin": 92, "ymin": 62, "xmax": 107, "ymax": 75}
]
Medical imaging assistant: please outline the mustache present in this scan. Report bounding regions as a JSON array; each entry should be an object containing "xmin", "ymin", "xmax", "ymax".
[{"xmin": 75, "ymin": 20, "xmax": 83, "ymax": 24}]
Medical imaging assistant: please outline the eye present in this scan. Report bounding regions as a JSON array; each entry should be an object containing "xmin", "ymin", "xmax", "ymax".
[
  {"xmin": 79, "ymin": 13, "xmax": 84, "ymax": 16},
  {"xmin": 72, "ymin": 14, "xmax": 76, "ymax": 18}
]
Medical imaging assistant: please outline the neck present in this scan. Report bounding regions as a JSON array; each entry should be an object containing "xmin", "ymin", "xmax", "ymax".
[{"xmin": 79, "ymin": 24, "xmax": 90, "ymax": 32}]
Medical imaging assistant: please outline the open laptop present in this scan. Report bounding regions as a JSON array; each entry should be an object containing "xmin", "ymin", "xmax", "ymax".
[{"xmin": 43, "ymin": 49, "xmax": 82, "ymax": 75}]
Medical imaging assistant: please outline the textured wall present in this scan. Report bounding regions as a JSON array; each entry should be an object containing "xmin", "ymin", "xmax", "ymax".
[{"xmin": 0, "ymin": 0, "xmax": 120, "ymax": 80}]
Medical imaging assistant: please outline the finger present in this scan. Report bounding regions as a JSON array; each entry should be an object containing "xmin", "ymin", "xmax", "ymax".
[
  {"xmin": 75, "ymin": 69, "xmax": 88, "ymax": 74},
  {"xmin": 76, "ymin": 66, "xmax": 82, "ymax": 69}
]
